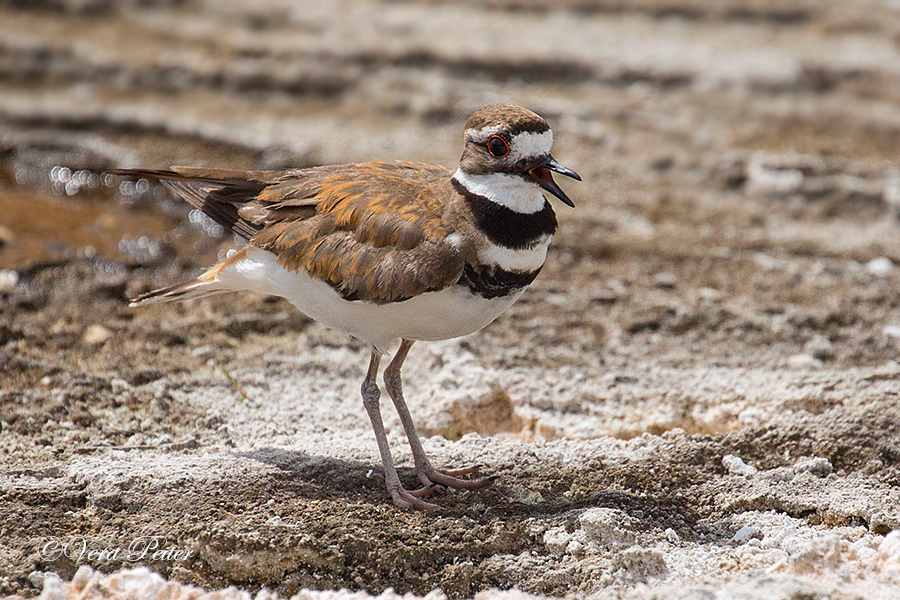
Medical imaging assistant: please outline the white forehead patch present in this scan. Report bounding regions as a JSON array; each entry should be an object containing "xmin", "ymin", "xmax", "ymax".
[
  {"xmin": 466, "ymin": 128, "xmax": 554, "ymax": 162},
  {"xmin": 465, "ymin": 125, "xmax": 504, "ymax": 144}
]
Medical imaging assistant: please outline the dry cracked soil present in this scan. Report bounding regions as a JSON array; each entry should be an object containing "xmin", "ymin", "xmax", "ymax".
[{"xmin": 2, "ymin": 1, "xmax": 900, "ymax": 599}]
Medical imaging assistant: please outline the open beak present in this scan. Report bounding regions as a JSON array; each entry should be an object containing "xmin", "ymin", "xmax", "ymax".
[{"xmin": 529, "ymin": 156, "xmax": 581, "ymax": 207}]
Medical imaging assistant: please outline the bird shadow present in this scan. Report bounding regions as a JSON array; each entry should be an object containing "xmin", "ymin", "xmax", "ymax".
[
  {"xmin": 232, "ymin": 446, "xmax": 410, "ymax": 506},
  {"xmin": 231, "ymin": 446, "xmax": 514, "ymax": 515}
]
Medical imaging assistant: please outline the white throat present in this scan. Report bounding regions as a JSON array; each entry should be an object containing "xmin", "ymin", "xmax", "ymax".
[{"xmin": 452, "ymin": 169, "xmax": 546, "ymax": 214}]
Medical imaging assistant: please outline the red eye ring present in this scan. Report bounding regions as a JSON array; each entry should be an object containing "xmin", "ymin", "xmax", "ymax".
[{"xmin": 486, "ymin": 135, "xmax": 510, "ymax": 158}]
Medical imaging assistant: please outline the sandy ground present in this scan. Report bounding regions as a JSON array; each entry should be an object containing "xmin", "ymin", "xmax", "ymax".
[{"xmin": 2, "ymin": 0, "xmax": 900, "ymax": 598}]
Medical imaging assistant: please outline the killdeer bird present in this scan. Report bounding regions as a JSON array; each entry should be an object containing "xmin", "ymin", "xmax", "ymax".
[{"xmin": 114, "ymin": 104, "xmax": 580, "ymax": 510}]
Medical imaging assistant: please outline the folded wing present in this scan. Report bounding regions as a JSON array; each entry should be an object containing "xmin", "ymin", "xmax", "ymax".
[{"xmin": 113, "ymin": 162, "xmax": 466, "ymax": 304}]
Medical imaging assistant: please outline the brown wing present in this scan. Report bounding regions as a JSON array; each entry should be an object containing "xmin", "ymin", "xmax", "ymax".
[
  {"xmin": 252, "ymin": 162, "xmax": 465, "ymax": 304},
  {"xmin": 113, "ymin": 162, "xmax": 466, "ymax": 304}
]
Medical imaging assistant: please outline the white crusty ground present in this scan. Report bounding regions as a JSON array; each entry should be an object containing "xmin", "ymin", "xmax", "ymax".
[
  {"xmin": 30, "ymin": 520, "xmax": 900, "ymax": 600},
  {"xmin": 19, "ymin": 336, "xmax": 900, "ymax": 600}
]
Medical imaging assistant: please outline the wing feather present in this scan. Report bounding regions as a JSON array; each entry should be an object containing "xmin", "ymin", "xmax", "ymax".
[{"xmin": 112, "ymin": 161, "xmax": 465, "ymax": 304}]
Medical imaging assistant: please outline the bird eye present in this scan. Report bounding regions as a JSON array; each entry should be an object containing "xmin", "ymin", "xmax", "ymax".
[{"xmin": 487, "ymin": 135, "xmax": 510, "ymax": 158}]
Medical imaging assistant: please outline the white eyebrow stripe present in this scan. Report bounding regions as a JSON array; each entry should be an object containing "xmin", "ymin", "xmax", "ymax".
[
  {"xmin": 508, "ymin": 130, "xmax": 553, "ymax": 162},
  {"xmin": 465, "ymin": 128, "xmax": 554, "ymax": 163},
  {"xmin": 465, "ymin": 126, "xmax": 504, "ymax": 144}
]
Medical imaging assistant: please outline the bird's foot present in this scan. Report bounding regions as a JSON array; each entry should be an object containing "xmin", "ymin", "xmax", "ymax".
[
  {"xmin": 387, "ymin": 466, "xmax": 497, "ymax": 511},
  {"xmin": 389, "ymin": 485, "xmax": 440, "ymax": 511},
  {"xmin": 418, "ymin": 464, "xmax": 498, "ymax": 492}
]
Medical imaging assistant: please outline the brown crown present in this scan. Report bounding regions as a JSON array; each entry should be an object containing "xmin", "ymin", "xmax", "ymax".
[{"xmin": 464, "ymin": 104, "xmax": 550, "ymax": 136}]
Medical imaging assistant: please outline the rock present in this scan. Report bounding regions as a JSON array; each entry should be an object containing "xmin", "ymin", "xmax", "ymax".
[
  {"xmin": 766, "ymin": 467, "xmax": 796, "ymax": 482},
  {"xmin": 794, "ymin": 457, "xmax": 833, "ymax": 478},
  {"xmin": 882, "ymin": 325, "xmax": 900, "ymax": 340},
  {"xmin": 28, "ymin": 571, "xmax": 46, "ymax": 589},
  {"xmin": 804, "ymin": 335, "xmax": 834, "ymax": 361},
  {"xmin": 591, "ymin": 288, "xmax": 620, "ymax": 305},
  {"xmin": 507, "ymin": 486, "xmax": 544, "ymax": 505},
  {"xmin": 653, "ymin": 272, "xmax": 678, "ymax": 289},
  {"xmin": 697, "ymin": 287, "xmax": 723, "ymax": 301},
  {"xmin": 0, "ymin": 225, "xmax": 14, "ymax": 247},
  {"xmin": 732, "ymin": 525, "xmax": 760, "ymax": 543},
  {"xmin": 94, "ymin": 273, "xmax": 128, "ymax": 300},
  {"xmin": 578, "ymin": 508, "xmax": 637, "ymax": 548},
  {"xmin": 543, "ymin": 526, "xmax": 571, "ymax": 556},
  {"xmin": 866, "ymin": 257, "xmax": 894, "ymax": 277},
  {"xmin": 878, "ymin": 530, "xmax": 900, "ymax": 565},
  {"xmin": 611, "ymin": 547, "xmax": 668, "ymax": 582},
  {"xmin": 566, "ymin": 540, "xmax": 584, "ymax": 556},
  {"xmin": 83, "ymin": 324, "xmax": 112, "ymax": 345},
  {"xmin": 38, "ymin": 572, "xmax": 64, "ymax": 600},
  {"xmin": 788, "ymin": 354, "xmax": 823, "ymax": 369},
  {"xmin": 745, "ymin": 153, "xmax": 805, "ymax": 196},
  {"xmin": 0, "ymin": 270, "xmax": 19, "ymax": 294},
  {"xmin": 723, "ymin": 454, "xmax": 758, "ymax": 476},
  {"xmin": 788, "ymin": 535, "xmax": 843, "ymax": 575}
]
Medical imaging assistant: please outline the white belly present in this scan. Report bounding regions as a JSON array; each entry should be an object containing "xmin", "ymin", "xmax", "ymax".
[{"xmin": 216, "ymin": 248, "xmax": 524, "ymax": 352}]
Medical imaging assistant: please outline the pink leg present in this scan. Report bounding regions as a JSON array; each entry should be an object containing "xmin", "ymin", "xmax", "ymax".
[
  {"xmin": 383, "ymin": 340, "xmax": 496, "ymax": 495},
  {"xmin": 360, "ymin": 349, "xmax": 438, "ymax": 510}
]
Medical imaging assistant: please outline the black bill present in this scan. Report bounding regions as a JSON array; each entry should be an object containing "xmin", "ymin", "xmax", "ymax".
[{"xmin": 529, "ymin": 156, "xmax": 581, "ymax": 207}]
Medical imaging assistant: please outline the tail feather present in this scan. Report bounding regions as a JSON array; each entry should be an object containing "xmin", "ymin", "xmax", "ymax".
[
  {"xmin": 108, "ymin": 167, "xmax": 273, "ymax": 241},
  {"xmin": 129, "ymin": 249, "xmax": 249, "ymax": 307},
  {"xmin": 129, "ymin": 279, "xmax": 225, "ymax": 307}
]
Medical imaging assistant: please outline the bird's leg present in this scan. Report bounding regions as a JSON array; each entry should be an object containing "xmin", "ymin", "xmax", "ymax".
[
  {"xmin": 360, "ymin": 348, "xmax": 437, "ymax": 510},
  {"xmin": 384, "ymin": 339, "xmax": 496, "ymax": 493}
]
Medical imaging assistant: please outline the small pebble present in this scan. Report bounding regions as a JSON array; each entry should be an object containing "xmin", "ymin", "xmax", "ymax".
[
  {"xmin": 0, "ymin": 270, "xmax": 19, "ymax": 294},
  {"xmin": 545, "ymin": 293, "xmax": 568, "ymax": 306},
  {"xmin": 879, "ymin": 530, "xmax": 900, "ymax": 561},
  {"xmin": 83, "ymin": 324, "xmax": 112, "ymax": 345},
  {"xmin": 731, "ymin": 525, "xmax": 760, "ymax": 543},
  {"xmin": 866, "ymin": 257, "xmax": 894, "ymax": 277},
  {"xmin": 805, "ymin": 335, "xmax": 834, "ymax": 361},
  {"xmin": 566, "ymin": 540, "xmax": 584, "ymax": 556},
  {"xmin": 794, "ymin": 457, "xmax": 833, "ymax": 478},
  {"xmin": 110, "ymin": 377, "xmax": 132, "ymax": 393},
  {"xmin": 788, "ymin": 354, "xmax": 823, "ymax": 369},
  {"xmin": 191, "ymin": 345, "xmax": 215, "ymax": 359},
  {"xmin": 0, "ymin": 225, "xmax": 14, "ymax": 245},
  {"xmin": 591, "ymin": 289, "xmax": 620, "ymax": 305},
  {"xmin": 698, "ymin": 287, "xmax": 723, "ymax": 301},
  {"xmin": 653, "ymin": 272, "xmax": 678, "ymax": 289},
  {"xmin": 723, "ymin": 454, "xmax": 757, "ymax": 476},
  {"xmin": 28, "ymin": 571, "xmax": 45, "ymax": 589}
]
